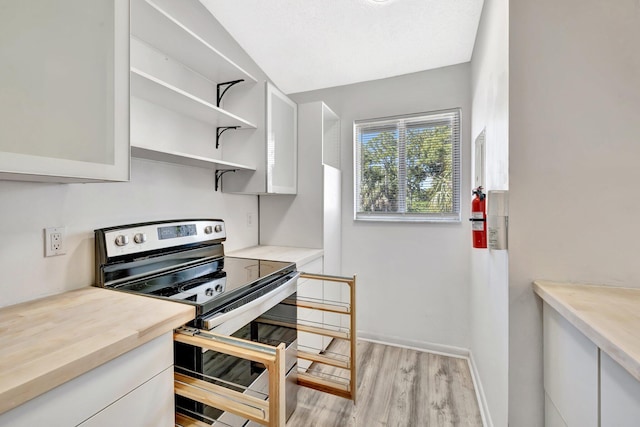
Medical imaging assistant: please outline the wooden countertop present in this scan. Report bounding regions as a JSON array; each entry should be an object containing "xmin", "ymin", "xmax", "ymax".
[
  {"xmin": 0, "ymin": 287, "xmax": 195, "ymax": 415},
  {"xmin": 534, "ymin": 280, "xmax": 640, "ymax": 382},
  {"xmin": 227, "ymin": 245, "xmax": 323, "ymax": 267}
]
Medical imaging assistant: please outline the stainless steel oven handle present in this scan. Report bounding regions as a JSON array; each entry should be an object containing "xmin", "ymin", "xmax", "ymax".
[{"xmin": 202, "ymin": 272, "xmax": 299, "ymax": 333}]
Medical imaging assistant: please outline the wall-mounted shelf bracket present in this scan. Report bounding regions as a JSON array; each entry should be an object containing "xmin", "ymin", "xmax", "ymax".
[
  {"xmin": 216, "ymin": 126, "xmax": 240, "ymax": 149},
  {"xmin": 217, "ymin": 79, "xmax": 244, "ymax": 107},
  {"xmin": 214, "ymin": 169, "xmax": 237, "ymax": 192}
]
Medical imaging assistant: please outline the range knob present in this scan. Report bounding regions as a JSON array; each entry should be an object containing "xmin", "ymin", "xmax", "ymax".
[
  {"xmin": 204, "ymin": 226, "xmax": 213, "ymax": 234},
  {"xmin": 214, "ymin": 224, "xmax": 223, "ymax": 233},
  {"xmin": 205, "ymin": 288, "xmax": 214, "ymax": 297},
  {"xmin": 214, "ymin": 284, "xmax": 224, "ymax": 293},
  {"xmin": 133, "ymin": 233, "xmax": 147, "ymax": 244},
  {"xmin": 114, "ymin": 235, "xmax": 129, "ymax": 247}
]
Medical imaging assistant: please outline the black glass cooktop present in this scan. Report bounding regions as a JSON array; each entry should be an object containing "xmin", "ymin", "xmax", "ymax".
[{"xmin": 114, "ymin": 257, "xmax": 295, "ymax": 315}]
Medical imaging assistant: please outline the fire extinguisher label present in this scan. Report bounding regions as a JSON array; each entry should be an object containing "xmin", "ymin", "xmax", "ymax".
[{"xmin": 472, "ymin": 212, "xmax": 484, "ymax": 231}]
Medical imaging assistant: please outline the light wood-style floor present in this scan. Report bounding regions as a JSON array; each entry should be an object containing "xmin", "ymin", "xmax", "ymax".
[{"xmin": 287, "ymin": 340, "xmax": 483, "ymax": 427}]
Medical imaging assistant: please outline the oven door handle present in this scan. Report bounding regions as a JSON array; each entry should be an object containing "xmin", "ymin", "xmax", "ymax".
[{"xmin": 201, "ymin": 272, "xmax": 300, "ymax": 333}]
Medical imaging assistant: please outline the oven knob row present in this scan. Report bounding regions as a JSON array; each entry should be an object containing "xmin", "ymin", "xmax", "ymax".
[
  {"xmin": 204, "ymin": 225, "xmax": 223, "ymax": 234},
  {"xmin": 114, "ymin": 235, "xmax": 129, "ymax": 247},
  {"xmin": 133, "ymin": 233, "xmax": 147, "ymax": 244}
]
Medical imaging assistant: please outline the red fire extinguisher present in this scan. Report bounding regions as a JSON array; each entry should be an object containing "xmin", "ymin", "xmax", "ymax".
[{"xmin": 469, "ymin": 186, "xmax": 487, "ymax": 248}]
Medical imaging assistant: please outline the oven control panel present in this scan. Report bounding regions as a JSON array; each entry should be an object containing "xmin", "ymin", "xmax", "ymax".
[{"xmin": 101, "ymin": 219, "xmax": 225, "ymax": 258}]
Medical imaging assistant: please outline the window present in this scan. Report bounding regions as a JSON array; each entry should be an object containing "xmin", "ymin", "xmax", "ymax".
[{"xmin": 354, "ymin": 109, "xmax": 461, "ymax": 222}]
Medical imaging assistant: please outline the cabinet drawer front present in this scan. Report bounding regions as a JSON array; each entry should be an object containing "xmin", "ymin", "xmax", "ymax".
[{"xmin": 79, "ymin": 367, "xmax": 174, "ymax": 427}]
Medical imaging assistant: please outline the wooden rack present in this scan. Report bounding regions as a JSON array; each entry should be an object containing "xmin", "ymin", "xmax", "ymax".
[
  {"xmin": 173, "ymin": 330, "xmax": 286, "ymax": 427},
  {"xmin": 293, "ymin": 273, "xmax": 357, "ymax": 402}
]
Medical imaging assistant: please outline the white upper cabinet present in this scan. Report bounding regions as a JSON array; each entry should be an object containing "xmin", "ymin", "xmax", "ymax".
[
  {"xmin": 266, "ymin": 82, "xmax": 298, "ymax": 194},
  {"xmin": 322, "ymin": 104, "xmax": 341, "ymax": 170},
  {"xmin": 223, "ymin": 82, "xmax": 298, "ymax": 194},
  {"xmin": 0, "ymin": 0, "xmax": 130, "ymax": 182}
]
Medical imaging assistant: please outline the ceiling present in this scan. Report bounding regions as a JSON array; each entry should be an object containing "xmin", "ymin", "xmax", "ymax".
[{"xmin": 199, "ymin": 0, "xmax": 484, "ymax": 95}]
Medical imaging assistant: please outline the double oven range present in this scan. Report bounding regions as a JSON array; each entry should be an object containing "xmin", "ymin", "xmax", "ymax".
[{"xmin": 94, "ymin": 219, "xmax": 299, "ymax": 425}]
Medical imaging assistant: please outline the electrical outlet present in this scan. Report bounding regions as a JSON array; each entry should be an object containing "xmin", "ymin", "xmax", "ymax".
[
  {"xmin": 45, "ymin": 227, "xmax": 66, "ymax": 257},
  {"xmin": 247, "ymin": 212, "xmax": 254, "ymax": 227}
]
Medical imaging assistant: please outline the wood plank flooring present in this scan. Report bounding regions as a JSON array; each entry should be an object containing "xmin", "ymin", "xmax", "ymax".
[{"xmin": 287, "ymin": 340, "xmax": 483, "ymax": 427}]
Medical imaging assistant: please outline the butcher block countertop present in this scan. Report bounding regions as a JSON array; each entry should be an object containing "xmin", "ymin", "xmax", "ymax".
[
  {"xmin": 227, "ymin": 245, "xmax": 323, "ymax": 267},
  {"xmin": 0, "ymin": 287, "xmax": 195, "ymax": 415},
  {"xmin": 534, "ymin": 280, "xmax": 640, "ymax": 382}
]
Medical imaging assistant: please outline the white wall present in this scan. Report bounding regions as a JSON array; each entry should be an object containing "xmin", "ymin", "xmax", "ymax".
[
  {"xmin": 0, "ymin": 0, "xmax": 268, "ymax": 308},
  {"xmin": 0, "ymin": 160, "xmax": 257, "ymax": 307},
  {"xmin": 291, "ymin": 64, "xmax": 472, "ymax": 350},
  {"xmin": 469, "ymin": 0, "xmax": 509, "ymax": 425},
  {"xmin": 509, "ymin": 0, "xmax": 640, "ymax": 425}
]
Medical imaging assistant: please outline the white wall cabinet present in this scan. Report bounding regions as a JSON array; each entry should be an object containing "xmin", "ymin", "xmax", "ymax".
[
  {"xmin": 0, "ymin": 0, "xmax": 130, "ymax": 183},
  {"xmin": 129, "ymin": 0, "xmax": 257, "ymax": 176},
  {"xmin": 265, "ymin": 83, "xmax": 298, "ymax": 194},
  {"xmin": 224, "ymin": 82, "xmax": 298, "ymax": 194},
  {"xmin": 0, "ymin": 333, "xmax": 174, "ymax": 427}
]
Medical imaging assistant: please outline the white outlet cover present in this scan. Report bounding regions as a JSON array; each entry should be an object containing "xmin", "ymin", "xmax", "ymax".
[{"xmin": 44, "ymin": 227, "xmax": 66, "ymax": 257}]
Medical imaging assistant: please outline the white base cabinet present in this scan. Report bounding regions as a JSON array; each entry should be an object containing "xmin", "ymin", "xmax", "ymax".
[
  {"xmin": 601, "ymin": 352, "xmax": 640, "ymax": 427},
  {"xmin": 0, "ymin": 333, "xmax": 174, "ymax": 427},
  {"xmin": 543, "ymin": 302, "xmax": 640, "ymax": 427},
  {"xmin": 543, "ymin": 303, "xmax": 598, "ymax": 427}
]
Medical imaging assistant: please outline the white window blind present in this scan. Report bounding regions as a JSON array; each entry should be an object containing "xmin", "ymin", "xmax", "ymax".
[{"xmin": 354, "ymin": 108, "xmax": 461, "ymax": 222}]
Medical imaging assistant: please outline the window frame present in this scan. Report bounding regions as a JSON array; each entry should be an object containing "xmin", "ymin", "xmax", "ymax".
[{"xmin": 353, "ymin": 108, "xmax": 462, "ymax": 223}]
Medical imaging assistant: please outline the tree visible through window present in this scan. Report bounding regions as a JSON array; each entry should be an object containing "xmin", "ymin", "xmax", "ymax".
[{"xmin": 354, "ymin": 109, "xmax": 461, "ymax": 221}]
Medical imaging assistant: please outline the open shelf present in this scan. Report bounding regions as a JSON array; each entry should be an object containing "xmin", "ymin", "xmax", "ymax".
[
  {"xmin": 131, "ymin": 145, "xmax": 255, "ymax": 171},
  {"xmin": 131, "ymin": 68, "xmax": 257, "ymax": 128},
  {"xmin": 131, "ymin": 0, "xmax": 257, "ymax": 85}
]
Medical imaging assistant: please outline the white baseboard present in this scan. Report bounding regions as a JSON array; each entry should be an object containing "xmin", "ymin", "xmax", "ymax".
[
  {"xmin": 357, "ymin": 331, "xmax": 470, "ymax": 359},
  {"xmin": 357, "ymin": 331, "xmax": 493, "ymax": 427},
  {"xmin": 468, "ymin": 353, "xmax": 493, "ymax": 427}
]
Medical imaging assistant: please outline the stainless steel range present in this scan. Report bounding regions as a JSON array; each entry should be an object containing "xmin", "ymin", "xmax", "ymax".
[{"xmin": 94, "ymin": 219, "xmax": 299, "ymax": 426}]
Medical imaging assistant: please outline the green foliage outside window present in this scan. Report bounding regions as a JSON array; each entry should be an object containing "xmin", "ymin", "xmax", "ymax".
[{"xmin": 355, "ymin": 109, "xmax": 460, "ymax": 221}]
